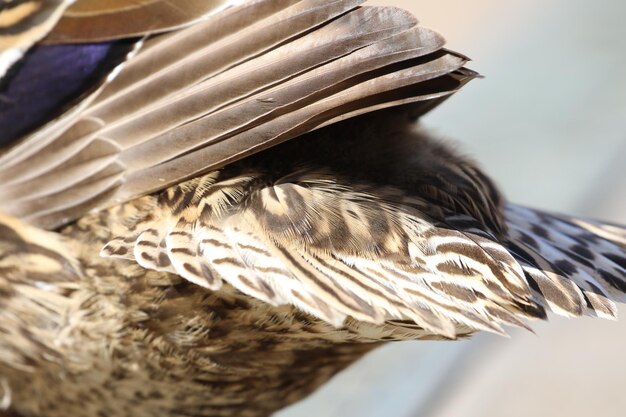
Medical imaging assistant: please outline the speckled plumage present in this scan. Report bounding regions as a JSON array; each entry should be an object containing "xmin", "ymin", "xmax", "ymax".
[
  {"xmin": 1, "ymin": 1, "xmax": 626, "ymax": 417},
  {"xmin": 2, "ymin": 112, "xmax": 626, "ymax": 416},
  {"xmin": 1, "ymin": 209, "xmax": 377, "ymax": 417}
]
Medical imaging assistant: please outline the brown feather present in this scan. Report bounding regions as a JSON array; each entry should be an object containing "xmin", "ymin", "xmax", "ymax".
[
  {"xmin": 44, "ymin": 0, "xmax": 239, "ymax": 43},
  {"xmin": 0, "ymin": 1, "xmax": 475, "ymax": 229}
]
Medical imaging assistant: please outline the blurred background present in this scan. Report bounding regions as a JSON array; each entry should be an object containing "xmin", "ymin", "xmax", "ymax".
[{"xmin": 277, "ymin": 1, "xmax": 626, "ymax": 416}]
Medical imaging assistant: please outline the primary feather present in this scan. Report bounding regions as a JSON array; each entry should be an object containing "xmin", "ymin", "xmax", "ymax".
[
  {"xmin": 0, "ymin": 0, "xmax": 473, "ymax": 229},
  {"xmin": 0, "ymin": 1, "xmax": 625, "ymax": 417}
]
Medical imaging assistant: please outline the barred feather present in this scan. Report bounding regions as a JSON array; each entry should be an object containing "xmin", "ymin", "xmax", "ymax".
[
  {"xmin": 505, "ymin": 205, "xmax": 626, "ymax": 318},
  {"xmin": 1, "ymin": 2, "xmax": 625, "ymax": 416},
  {"xmin": 103, "ymin": 168, "xmax": 531, "ymax": 337},
  {"xmin": 100, "ymin": 117, "xmax": 626, "ymax": 339}
]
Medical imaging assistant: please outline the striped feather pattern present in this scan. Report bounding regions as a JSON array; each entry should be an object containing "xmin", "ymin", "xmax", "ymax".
[
  {"xmin": 102, "ymin": 167, "xmax": 547, "ymax": 338},
  {"xmin": 504, "ymin": 205, "xmax": 626, "ymax": 319},
  {"xmin": 1, "ymin": 2, "xmax": 625, "ymax": 415},
  {"xmin": 100, "ymin": 123, "xmax": 626, "ymax": 338}
]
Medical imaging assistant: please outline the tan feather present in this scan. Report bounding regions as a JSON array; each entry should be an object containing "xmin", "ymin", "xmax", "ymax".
[
  {"xmin": 2, "ymin": 2, "xmax": 626, "ymax": 415},
  {"xmin": 101, "ymin": 167, "xmax": 543, "ymax": 338},
  {"xmin": 97, "ymin": 114, "xmax": 626, "ymax": 338}
]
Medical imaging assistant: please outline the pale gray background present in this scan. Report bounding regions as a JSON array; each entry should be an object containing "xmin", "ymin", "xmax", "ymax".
[{"xmin": 278, "ymin": 1, "xmax": 626, "ymax": 416}]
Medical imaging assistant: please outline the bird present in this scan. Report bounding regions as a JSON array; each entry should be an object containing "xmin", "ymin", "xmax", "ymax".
[{"xmin": 0, "ymin": 1, "xmax": 625, "ymax": 417}]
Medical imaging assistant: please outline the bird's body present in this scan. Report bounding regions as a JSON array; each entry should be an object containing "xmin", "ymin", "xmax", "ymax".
[
  {"xmin": 0, "ymin": 1, "xmax": 625, "ymax": 416},
  {"xmin": 1, "ymin": 113, "xmax": 478, "ymax": 416},
  {"xmin": 2, "ymin": 208, "xmax": 375, "ymax": 417}
]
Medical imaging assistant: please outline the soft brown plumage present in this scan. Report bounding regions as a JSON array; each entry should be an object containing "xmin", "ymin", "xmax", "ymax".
[
  {"xmin": 0, "ymin": 0, "xmax": 473, "ymax": 229},
  {"xmin": 0, "ymin": 1, "xmax": 625, "ymax": 417}
]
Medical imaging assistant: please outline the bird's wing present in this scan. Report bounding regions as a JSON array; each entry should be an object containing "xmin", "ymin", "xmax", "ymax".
[
  {"xmin": 101, "ymin": 167, "xmax": 542, "ymax": 339},
  {"xmin": 0, "ymin": 0, "xmax": 239, "ymax": 76},
  {"xmin": 503, "ymin": 205, "xmax": 626, "ymax": 319},
  {"xmin": 100, "ymin": 171, "xmax": 626, "ymax": 339},
  {"xmin": 43, "ymin": 0, "xmax": 241, "ymax": 43},
  {"xmin": 0, "ymin": 0, "xmax": 475, "ymax": 229}
]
